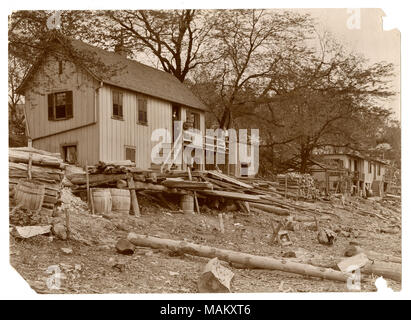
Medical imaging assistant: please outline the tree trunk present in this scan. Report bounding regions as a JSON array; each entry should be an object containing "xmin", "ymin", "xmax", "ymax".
[
  {"xmin": 127, "ymin": 233, "xmax": 349, "ymax": 282},
  {"xmin": 249, "ymin": 203, "xmax": 290, "ymax": 216}
]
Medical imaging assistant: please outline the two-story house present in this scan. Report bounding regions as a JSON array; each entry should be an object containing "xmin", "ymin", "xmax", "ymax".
[
  {"xmin": 17, "ymin": 36, "xmax": 209, "ymax": 171},
  {"xmin": 313, "ymin": 153, "xmax": 388, "ymax": 196}
]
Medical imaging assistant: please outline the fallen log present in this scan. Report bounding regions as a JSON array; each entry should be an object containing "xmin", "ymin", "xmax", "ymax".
[
  {"xmin": 309, "ymin": 257, "xmax": 401, "ymax": 282},
  {"xmin": 9, "ymin": 162, "xmax": 62, "ymax": 181},
  {"xmin": 127, "ymin": 233, "xmax": 349, "ymax": 282},
  {"xmin": 67, "ymin": 173, "xmax": 128, "ymax": 185},
  {"xmin": 249, "ymin": 203, "xmax": 290, "ymax": 216},
  {"xmin": 10, "ymin": 147, "xmax": 61, "ymax": 158},
  {"xmin": 362, "ymin": 260, "xmax": 401, "ymax": 282},
  {"xmin": 9, "ymin": 150, "xmax": 63, "ymax": 168}
]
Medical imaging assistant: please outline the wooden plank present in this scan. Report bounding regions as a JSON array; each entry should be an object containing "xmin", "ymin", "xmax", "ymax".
[
  {"xmin": 198, "ymin": 190, "xmax": 265, "ymax": 203},
  {"xmin": 28, "ymin": 153, "xmax": 32, "ymax": 180},
  {"xmin": 188, "ymin": 167, "xmax": 200, "ymax": 214},
  {"xmin": 161, "ymin": 179, "xmax": 213, "ymax": 190},
  {"xmin": 10, "ymin": 147, "xmax": 61, "ymax": 159},
  {"xmin": 66, "ymin": 173, "xmax": 128, "ymax": 185},
  {"xmin": 9, "ymin": 150, "xmax": 63, "ymax": 168},
  {"xmin": 85, "ymin": 161, "xmax": 90, "ymax": 206},
  {"xmin": 206, "ymin": 170, "xmax": 253, "ymax": 189}
]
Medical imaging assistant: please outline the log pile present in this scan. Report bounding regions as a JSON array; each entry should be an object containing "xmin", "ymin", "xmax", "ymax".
[
  {"xmin": 276, "ymin": 173, "xmax": 319, "ymax": 200},
  {"xmin": 9, "ymin": 147, "xmax": 65, "ymax": 218},
  {"xmin": 64, "ymin": 163, "xmax": 325, "ymax": 218}
]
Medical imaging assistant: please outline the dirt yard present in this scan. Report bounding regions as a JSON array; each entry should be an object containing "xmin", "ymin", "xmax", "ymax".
[{"xmin": 10, "ymin": 193, "xmax": 401, "ymax": 294}]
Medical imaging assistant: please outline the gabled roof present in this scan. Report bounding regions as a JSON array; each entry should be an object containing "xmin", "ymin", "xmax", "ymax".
[
  {"xmin": 321, "ymin": 153, "xmax": 388, "ymax": 165},
  {"xmin": 18, "ymin": 36, "xmax": 207, "ymax": 111}
]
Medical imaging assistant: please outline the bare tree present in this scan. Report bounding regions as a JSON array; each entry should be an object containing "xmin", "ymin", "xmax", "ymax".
[
  {"xmin": 192, "ymin": 9, "xmax": 312, "ymax": 129},
  {"xmin": 101, "ymin": 10, "xmax": 217, "ymax": 82}
]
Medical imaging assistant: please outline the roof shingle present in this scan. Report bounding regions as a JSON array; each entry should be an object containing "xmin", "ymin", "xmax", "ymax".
[{"xmin": 70, "ymin": 40, "xmax": 206, "ymax": 111}]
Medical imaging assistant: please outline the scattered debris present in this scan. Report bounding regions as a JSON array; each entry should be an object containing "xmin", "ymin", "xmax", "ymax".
[
  {"xmin": 13, "ymin": 225, "xmax": 51, "ymax": 239},
  {"xmin": 115, "ymin": 239, "xmax": 135, "ymax": 255},
  {"xmin": 337, "ymin": 253, "xmax": 369, "ymax": 273},
  {"xmin": 61, "ymin": 247, "xmax": 73, "ymax": 255},
  {"xmin": 127, "ymin": 233, "xmax": 349, "ymax": 282},
  {"xmin": 52, "ymin": 223, "xmax": 67, "ymax": 240},
  {"xmin": 198, "ymin": 258, "xmax": 234, "ymax": 293}
]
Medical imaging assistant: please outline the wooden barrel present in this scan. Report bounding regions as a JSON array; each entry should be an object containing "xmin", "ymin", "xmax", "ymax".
[
  {"xmin": 180, "ymin": 194, "xmax": 194, "ymax": 214},
  {"xmin": 14, "ymin": 180, "xmax": 45, "ymax": 211},
  {"xmin": 110, "ymin": 189, "xmax": 131, "ymax": 215},
  {"xmin": 92, "ymin": 188, "xmax": 112, "ymax": 214}
]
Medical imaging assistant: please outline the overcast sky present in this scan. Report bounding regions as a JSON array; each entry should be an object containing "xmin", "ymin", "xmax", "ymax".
[{"xmin": 303, "ymin": 8, "xmax": 401, "ymax": 120}]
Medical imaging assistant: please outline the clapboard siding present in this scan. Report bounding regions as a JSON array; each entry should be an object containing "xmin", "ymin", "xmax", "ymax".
[
  {"xmin": 24, "ymin": 54, "xmax": 97, "ymax": 140},
  {"xmin": 98, "ymin": 85, "xmax": 173, "ymax": 169},
  {"xmin": 33, "ymin": 123, "xmax": 99, "ymax": 166}
]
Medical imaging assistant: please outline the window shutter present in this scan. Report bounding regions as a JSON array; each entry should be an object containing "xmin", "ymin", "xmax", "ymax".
[
  {"xmin": 119, "ymin": 92, "xmax": 123, "ymax": 117},
  {"xmin": 66, "ymin": 91, "xmax": 73, "ymax": 118},
  {"xmin": 144, "ymin": 99, "xmax": 148, "ymax": 123},
  {"xmin": 48, "ymin": 94, "xmax": 54, "ymax": 120}
]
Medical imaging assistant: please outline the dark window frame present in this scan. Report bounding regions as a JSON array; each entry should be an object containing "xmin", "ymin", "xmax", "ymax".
[
  {"xmin": 137, "ymin": 98, "xmax": 148, "ymax": 125},
  {"xmin": 58, "ymin": 60, "xmax": 63, "ymax": 75},
  {"xmin": 125, "ymin": 146, "xmax": 136, "ymax": 163},
  {"xmin": 112, "ymin": 90, "xmax": 124, "ymax": 120},
  {"xmin": 188, "ymin": 111, "xmax": 200, "ymax": 130},
  {"xmin": 48, "ymin": 91, "xmax": 73, "ymax": 121},
  {"xmin": 61, "ymin": 143, "xmax": 78, "ymax": 164}
]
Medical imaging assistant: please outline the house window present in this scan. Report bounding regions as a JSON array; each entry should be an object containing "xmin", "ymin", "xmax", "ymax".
[
  {"xmin": 112, "ymin": 90, "xmax": 123, "ymax": 119},
  {"xmin": 188, "ymin": 111, "xmax": 200, "ymax": 130},
  {"xmin": 137, "ymin": 98, "xmax": 148, "ymax": 125},
  {"xmin": 378, "ymin": 164, "xmax": 381, "ymax": 176},
  {"xmin": 125, "ymin": 147, "xmax": 136, "ymax": 163},
  {"xmin": 48, "ymin": 91, "xmax": 73, "ymax": 121},
  {"xmin": 62, "ymin": 145, "xmax": 77, "ymax": 164},
  {"xmin": 58, "ymin": 60, "xmax": 63, "ymax": 75},
  {"xmin": 368, "ymin": 162, "xmax": 372, "ymax": 174}
]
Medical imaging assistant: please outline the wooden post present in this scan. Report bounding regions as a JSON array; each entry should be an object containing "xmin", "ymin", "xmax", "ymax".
[
  {"xmin": 325, "ymin": 170, "xmax": 329, "ymax": 195},
  {"xmin": 285, "ymin": 175, "xmax": 288, "ymax": 199},
  {"xmin": 65, "ymin": 208, "xmax": 70, "ymax": 240},
  {"xmin": 85, "ymin": 161, "xmax": 90, "ymax": 206},
  {"xmin": 218, "ymin": 213, "xmax": 225, "ymax": 234},
  {"xmin": 127, "ymin": 174, "xmax": 140, "ymax": 217},
  {"xmin": 27, "ymin": 153, "xmax": 32, "ymax": 180},
  {"xmin": 188, "ymin": 166, "xmax": 200, "ymax": 214},
  {"xmin": 90, "ymin": 188, "xmax": 95, "ymax": 215}
]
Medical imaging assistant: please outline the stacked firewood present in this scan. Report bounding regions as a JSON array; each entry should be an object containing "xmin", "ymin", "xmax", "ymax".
[
  {"xmin": 66, "ymin": 160, "xmax": 157, "ymax": 192},
  {"xmin": 9, "ymin": 147, "xmax": 65, "ymax": 216},
  {"xmin": 88, "ymin": 160, "xmax": 143, "ymax": 174},
  {"xmin": 276, "ymin": 173, "xmax": 319, "ymax": 200}
]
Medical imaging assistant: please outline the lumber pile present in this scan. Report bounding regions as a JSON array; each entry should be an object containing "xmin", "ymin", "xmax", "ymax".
[
  {"xmin": 9, "ymin": 147, "xmax": 65, "ymax": 217},
  {"xmin": 276, "ymin": 173, "xmax": 319, "ymax": 200},
  {"xmin": 64, "ymin": 160, "xmax": 325, "ymax": 218}
]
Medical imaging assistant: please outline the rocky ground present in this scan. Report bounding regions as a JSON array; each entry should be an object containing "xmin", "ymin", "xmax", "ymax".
[{"xmin": 10, "ymin": 190, "xmax": 401, "ymax": 294}]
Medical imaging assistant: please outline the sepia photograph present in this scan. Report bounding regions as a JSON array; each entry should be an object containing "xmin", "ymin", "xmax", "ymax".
[{"xmin": 5, "ymin": 4, "xmax": 404, "ymax": 299}]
